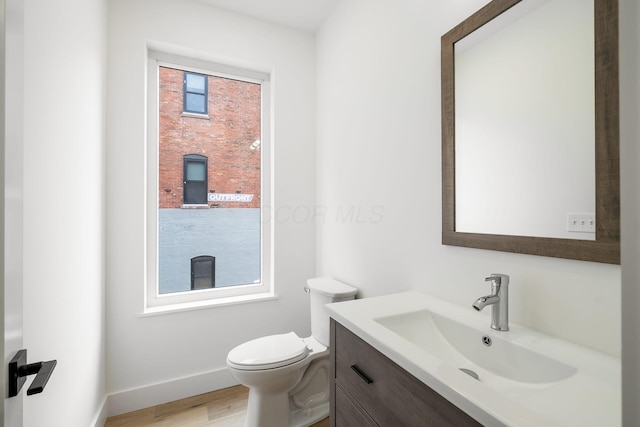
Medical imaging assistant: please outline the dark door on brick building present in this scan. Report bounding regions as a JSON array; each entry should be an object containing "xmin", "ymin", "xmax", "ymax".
[
  {"xmin": 191, "ymin": 255, "xmax": 216, "ymax": 289},
  {"xmin": 183, "ymin": 154, "xmax": 208, "ymax": 205}
]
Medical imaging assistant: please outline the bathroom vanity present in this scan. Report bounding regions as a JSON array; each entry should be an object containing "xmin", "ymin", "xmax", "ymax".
[
  {"xmin": 330, "ymin": 319, "xmax": 480, "ymax": 426},
  {"xmin": 327, "ymin": 292, "xmax": 620, "ymax": 426}
]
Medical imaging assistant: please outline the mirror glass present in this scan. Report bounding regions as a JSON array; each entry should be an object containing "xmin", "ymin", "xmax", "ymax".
[
  {"xmin": 455, "ymin": 0, "xmax": 595, "ymax": 240},
  {"xmin": 441, "ymin": 0, "xmax": 619, "ymax": 264}
]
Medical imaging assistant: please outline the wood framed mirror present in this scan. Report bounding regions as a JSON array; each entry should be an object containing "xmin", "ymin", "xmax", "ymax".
[{"xmin": 441, "ymin": 0, "xmax": 619, "ymax": 264}]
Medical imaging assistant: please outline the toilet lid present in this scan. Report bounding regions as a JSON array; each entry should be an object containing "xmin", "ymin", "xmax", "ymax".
[{"xmin": 227, "ymin": 332, "xmax": 309, "ymax": 371}]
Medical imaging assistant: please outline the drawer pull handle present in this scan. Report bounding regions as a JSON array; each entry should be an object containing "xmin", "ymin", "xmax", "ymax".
[{"xmin": 350, "ymin": 364, "xmax": 374, "ymax": 384}]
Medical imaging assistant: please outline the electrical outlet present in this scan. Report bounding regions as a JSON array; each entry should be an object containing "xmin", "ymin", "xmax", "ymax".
[{"xmin": 567, "ymin": 213, "xmax": 596, "ymax": 233}]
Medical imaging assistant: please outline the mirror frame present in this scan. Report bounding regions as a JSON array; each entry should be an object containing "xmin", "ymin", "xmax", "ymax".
[{"xmin": 441, "ymin": 0, "xmax": 619, "ymax": 264}]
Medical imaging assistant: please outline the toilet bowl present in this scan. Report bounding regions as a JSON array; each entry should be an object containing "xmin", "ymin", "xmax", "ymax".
[{"xmin": 226, "ymin": 278, "xmax": 357, "ymax": 427}]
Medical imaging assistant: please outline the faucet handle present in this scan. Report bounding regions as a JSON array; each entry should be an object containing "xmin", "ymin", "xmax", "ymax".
[{"xmin": 485, "ymin": 273, "xmax": 509, "ymax": 286}]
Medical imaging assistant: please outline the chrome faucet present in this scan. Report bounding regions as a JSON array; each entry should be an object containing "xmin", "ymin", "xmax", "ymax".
[{"xmin": 473, "ymin": 274, "xmax": 509, "ymax": 331}]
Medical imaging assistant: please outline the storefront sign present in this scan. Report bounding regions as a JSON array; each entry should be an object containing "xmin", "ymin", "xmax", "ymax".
[{"xmin": 208, "ymin": 193, "xmax": 254, "ymax": 202}]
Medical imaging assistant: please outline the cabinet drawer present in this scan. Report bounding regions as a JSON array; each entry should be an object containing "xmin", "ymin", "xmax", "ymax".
[
  {"xmin": 335, "ymin": 383, "xmax": 378, "ymax": 427},
  {"xmin": 333, "ymin": 320, "xmax": 481, "ymax": 427}
]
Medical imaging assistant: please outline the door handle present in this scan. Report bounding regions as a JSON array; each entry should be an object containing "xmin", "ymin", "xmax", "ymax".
[{"xmin": 8, "ymin": 349, "xmax": 57, "ymax": 397}]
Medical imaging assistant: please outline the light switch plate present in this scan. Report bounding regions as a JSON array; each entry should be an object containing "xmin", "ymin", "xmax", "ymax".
[{"xmin": 567, "ymin": 213, "xmax": 596, "ymax": 233}]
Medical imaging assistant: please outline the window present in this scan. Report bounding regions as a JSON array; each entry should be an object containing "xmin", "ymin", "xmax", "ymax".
[
  {"xmin": 146, "ymin": 49, "xmax": 272, "ymax": 311},
  {"xmin": 183, "ymin": 71, "xmax": 208, "ymax": 114}
]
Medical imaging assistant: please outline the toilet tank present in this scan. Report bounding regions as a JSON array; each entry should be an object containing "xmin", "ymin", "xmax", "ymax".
[{"xmin": 306, "ymin": 278, "xmax": 357, "ymax": 346}]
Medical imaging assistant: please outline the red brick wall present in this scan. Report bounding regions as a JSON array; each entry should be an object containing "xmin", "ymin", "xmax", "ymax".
[{"xmin": 158, "ymin": 66, "xmax": 262, "ymax": 209}]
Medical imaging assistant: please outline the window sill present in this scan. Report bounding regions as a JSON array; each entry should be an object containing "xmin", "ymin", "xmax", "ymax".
[
  {"xmin": 142, "ymin": 292, "xmax": 278, "ymax": 317},
  {"xmin": 180, "ymin": 204, "xmax": 209, "ymax": 209},
  {"xmin": 181, "ymin": 112, "xmax": 210, "ymax": 120}
]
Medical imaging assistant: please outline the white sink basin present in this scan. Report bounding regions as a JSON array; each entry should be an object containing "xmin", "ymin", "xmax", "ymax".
[
  {"xmin": 326, "ymin": 291, "xmax": 620, "ymax": 427},
  {"xmin": 375, "ymin": 309, "xmax": 577, "ymax": 384}
]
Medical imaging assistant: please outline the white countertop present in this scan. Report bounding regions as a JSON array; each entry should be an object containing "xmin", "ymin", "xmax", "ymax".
[{"xmin": 326, "ymin": 291, "xmax": 621, "ymax": 427}]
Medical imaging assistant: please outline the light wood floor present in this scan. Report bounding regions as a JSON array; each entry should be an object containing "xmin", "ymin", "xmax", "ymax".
[{"xmin": 104, "ymin": 385, "xmax": 330, "ymax": 427}]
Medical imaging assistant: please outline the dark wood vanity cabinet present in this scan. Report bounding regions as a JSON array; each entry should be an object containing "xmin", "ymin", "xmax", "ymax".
[{"xmin": 330, "ymin": 319, "xmax": 482, "ymax": 427}]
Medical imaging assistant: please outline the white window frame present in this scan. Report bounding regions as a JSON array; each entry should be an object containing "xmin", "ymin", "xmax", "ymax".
[{"xmin": 145, "ymin": 49, "xmax": 273, "ymax": 313}]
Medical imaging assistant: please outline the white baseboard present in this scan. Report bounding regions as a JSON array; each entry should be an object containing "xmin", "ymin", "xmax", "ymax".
[
  {"xmin": 90, "ymin": 396, "xmax": 109, "ymax": 427},
  {"xmin": 105, "ymin": 367, "xmax": 239, "ymax": 419}
]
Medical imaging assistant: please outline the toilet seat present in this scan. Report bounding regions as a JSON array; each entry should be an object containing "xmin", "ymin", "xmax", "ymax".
[{"xmin": 227, "ymin": 332, "xmax": 309, "ymax": 371}]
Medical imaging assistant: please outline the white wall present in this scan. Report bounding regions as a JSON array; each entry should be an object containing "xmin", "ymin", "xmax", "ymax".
[
  {"xmin": 316, "ymin": 0, "xmax": 620, "ymax": 357},
  {"xmin": 21, "ymin": 0, "xmax": 107, "ymax": 425},
  {"xmin": 106, "ymin": 0, "xmax": 317, "ymax": 414}
]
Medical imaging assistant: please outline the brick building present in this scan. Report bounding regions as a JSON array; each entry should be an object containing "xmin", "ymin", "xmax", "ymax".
[{"xmin": 158, "ymin": 66, "xmax": 261, "ymax": 209}]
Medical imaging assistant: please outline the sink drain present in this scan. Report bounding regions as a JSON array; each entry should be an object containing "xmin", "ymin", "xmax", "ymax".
[
  {"xmin": 459, "ymin": 368, "xmax": 479, "ymax": 380},
  {"xmin": 482, "ymin": 335, "xmax": 492, "ymax": 346}
]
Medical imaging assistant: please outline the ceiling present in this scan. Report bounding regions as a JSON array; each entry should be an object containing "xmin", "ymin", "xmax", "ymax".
[{"xmin": 196, "ymin": 0, "xmax": 343, "ymax": 32}]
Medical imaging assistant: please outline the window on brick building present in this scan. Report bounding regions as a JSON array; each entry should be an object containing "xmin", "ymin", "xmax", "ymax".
[
  {"xmin": 183, "ymin": 71, "xmax": 208, "ymax": 114},
  {"xmin": 146, "ymin": 49, "xmax": 273, "ymax": 312}
]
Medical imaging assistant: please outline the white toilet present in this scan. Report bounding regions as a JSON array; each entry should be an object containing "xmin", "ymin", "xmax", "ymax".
[{"xmin": 226, "ymin": 278, "xmax": 357, "ymax": 427}]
